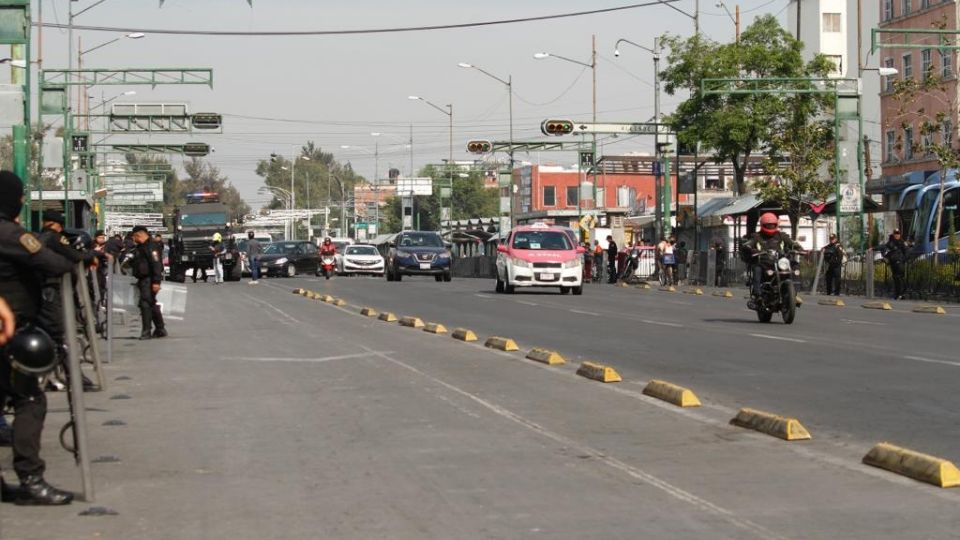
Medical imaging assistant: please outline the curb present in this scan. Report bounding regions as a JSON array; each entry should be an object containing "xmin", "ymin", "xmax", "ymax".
[
  {"xmin": 576, "ymin": 361, "xmax": 622, "ymax": 383},
  {"xmin": 641, "ymin": 379, "xmax": 701, "ymax": 407},
  {"xmin": 862, "ymin": 301, "xmax": 892, "ymax": 310},
  {"xmin": 913, "ymin": 305, "xmax": 946, "ymax": 315},
  {"xmin": 817, "ymin": 298, "xmax": 845, "ymax": 307},
  {"xmin": 862, "ymin": 442, "xmax": 960, "ymax": 488},
  {"xmin": 683, "ymin": 288, "xmax": 704, "ymax": 296},
  {"xmin": 399, "ymin": 316, "xmax": 425, "ymax": 328},
  {"xmin": 525, "ymin": 348, "xmax": 566, "ymax": 366},
  {"xmin": 360, "ymin": 307, "xmax": 378, "ymax": 317},
  {"xmin": 423, "ymin": 322, "xmax": 447, "ymax": 334},
  {"xmin": 730, "ymin": 408, "xmax": 811, "ymax": 441},
  {"xmin": 484, "ymin": 336, "xmax": 519, "ymax": 352},
  {"xmin": 451, "ymin": 328, "xmax": 478, "ymax": 342},
  {"xmin": 377, "ymin": 312, "xmax": 398, "ymax": 322},
  {"xmin": 712, "ymin": 290, "xmax": 733, "ymax": 298}
]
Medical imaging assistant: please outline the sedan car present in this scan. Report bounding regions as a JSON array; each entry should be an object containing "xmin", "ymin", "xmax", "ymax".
[
  {"xmin": 257, "ymin": 241, "xmax": 320, "ymax": 277},
  {"xmin": 495, "ymin": 222, "xmax": 584, "ymax": 294},
  {"xmin": 338, "ymin": 244, "xmax": 385, "ymax": 276},
  {"xmin": 386, "ymin": 231, "xmax": 452, "ymax": 282}
]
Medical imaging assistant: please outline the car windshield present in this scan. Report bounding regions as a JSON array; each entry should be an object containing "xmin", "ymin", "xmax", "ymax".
[
  {"xmin": 346, "ymin": 246, "xmax": 378, "ymax": 255},
  {"xmin": 398, "ymin": 233, "xmax": 443, "ymax": 248},
  {"xmin": 180, "ymin": 212, "xmax": 226, "ymax": 226},
  {"xmin": 263, "ymin": 242, "xmax": 300, "ymax": 255},
  {"xmin": 511, "ymin": 231, "xmax": 572, "ymax": 251}
]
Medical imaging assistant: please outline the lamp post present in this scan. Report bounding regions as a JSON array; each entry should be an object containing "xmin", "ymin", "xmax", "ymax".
[
  {"xmin": 258, "ymin": 186, "xmax": 292, "ymax": 239},
  {"xmin": 409, "ymin": 95, "xmax": 454, "ymax": 233},
  {"xmin": 458, "ymin": 62, "xmax": 514, "ymax": 228},
  {"xmin": 271, "ymin": 150, "xmax": 309, "ymax": 240}
]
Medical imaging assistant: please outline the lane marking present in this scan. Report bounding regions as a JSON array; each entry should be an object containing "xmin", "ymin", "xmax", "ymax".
[
  {"xmin": 363, "ymin": 346, "xmax": 788, "ymax": 540},
  {"xmin": 904, "ymin": 355, "xmax": 960, "ymax": 368},
  {"xmin": 569, "ymin": 309, "xmax": 600, "ymax": 316},
  {"xmin": 475, "ymin": 294, "xmax": 494, "ymax": 299},
  {"xmin": 241, "ymin": 293, "xmax": 302, "ymax": 325},
  {"xmin": 748, "ymin": 334, "xmax": 807, "ymax": 343},
  {"xmin": 840, "ymin": 319, "xmax": 886, "ymax": 326},
  {"xmin": 516, "ymin": 300, "xmax": 538, "ymax": 306},
  {"xmin": 230, "ymin": 352, "xmax": 393, "ymax": 363},
  {"xmin": 641, "ymin": 319, "xmax": 682, "ymax": 328}
]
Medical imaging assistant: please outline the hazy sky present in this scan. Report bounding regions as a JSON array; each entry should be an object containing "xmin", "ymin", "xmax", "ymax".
[{"xmin": 25, "ymin": 0, "xmax": 792, "ymax": 209}]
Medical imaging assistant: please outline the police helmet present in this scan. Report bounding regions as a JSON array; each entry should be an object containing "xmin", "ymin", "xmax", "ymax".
[{"xmin": 5, "ymin": 324, "xmax": 57, "ymax": 375}]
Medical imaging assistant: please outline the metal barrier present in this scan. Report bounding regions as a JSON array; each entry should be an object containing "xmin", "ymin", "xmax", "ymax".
[{"xmin": 60, "ymin": 270, "xmax": 94, "ymax": 502}]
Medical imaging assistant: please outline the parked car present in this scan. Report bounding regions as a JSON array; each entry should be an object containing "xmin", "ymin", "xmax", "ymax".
[
  {"xmin": 338, "ymin": 244, "xmax": 385, "ymax": 276},
  {"xmin": 257, "ymin": 241, "xmax": 320, "ymax": 277},
  {"xmin": 386, "ymin": 231, "xmax": 452, "ymax": 282},
  {"xmin": 495, "ymin": 222, "xmax": 584, "ymax": 294}
]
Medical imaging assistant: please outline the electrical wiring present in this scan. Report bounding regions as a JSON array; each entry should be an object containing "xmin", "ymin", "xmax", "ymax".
[
  {"xmin": 513, "ymin": 67, "xmax": 589, "ymax": 107},
  {"xmin": 35, "ymin": 1, "xmax": 677, "ymax": 36}
]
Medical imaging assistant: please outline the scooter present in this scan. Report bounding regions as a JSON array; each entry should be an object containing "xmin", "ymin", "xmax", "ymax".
[{"xmin": 320, "ymin": 255, "xmax": 335, "ymax": 280}]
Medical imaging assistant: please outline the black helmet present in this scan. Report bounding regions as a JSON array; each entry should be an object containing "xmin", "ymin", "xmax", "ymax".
[{"xmin": 6, "ymin": 324, "xmax": 57, "ymax": 375}]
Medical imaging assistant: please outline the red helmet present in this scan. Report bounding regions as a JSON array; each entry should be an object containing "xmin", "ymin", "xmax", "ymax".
[{"xmin": 759, "ymin": 212, "xmax": 779, "ymax": 236}]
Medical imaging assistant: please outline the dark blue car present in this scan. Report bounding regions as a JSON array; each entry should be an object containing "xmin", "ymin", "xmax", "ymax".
[{"xmin": 386, "ymin": 231, "xmax": 452, "ymax": 282}]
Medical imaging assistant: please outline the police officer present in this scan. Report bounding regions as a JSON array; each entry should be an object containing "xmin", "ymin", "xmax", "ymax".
[
  {"xmin": 884, "ymin": 229, "xmax": 908, "ymax": 300},
  {"xmin": 130, "ymin": 226, "xmax": 167, "ymax": 340},
  {"xmin": 822, "ymin": 233, "xmax": 844, "ymax": 296},
  {"xmin": 37, "ymin": 211, "xmax": 97, "ymax": 345},
  {"xmin": 0, "ymin": 170, "xmax": 75, "ymax": 505}
]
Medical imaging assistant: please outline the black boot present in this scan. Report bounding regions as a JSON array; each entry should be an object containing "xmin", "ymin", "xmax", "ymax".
[
  {"xmin": 139, "ymin": 329, "xmax": 152, "ymax": 340},
  {"xmin": 1, "ymin": 477, "xmax": 20, "ymax": 502},
  {"xmin": 153, "ymin": 328, "xmax": 167, "ymax": 338},
  {"xmin": 15, "ymin": 476, "xmax": 74, "ymax": 505}
]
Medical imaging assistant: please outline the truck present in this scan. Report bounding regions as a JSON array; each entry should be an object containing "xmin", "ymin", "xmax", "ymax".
[{"xmin": 168, "ymin": 192, "xmax": 241, "ymax": 282}]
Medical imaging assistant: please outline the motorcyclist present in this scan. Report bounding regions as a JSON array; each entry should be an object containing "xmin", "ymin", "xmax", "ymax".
[
  {"xmin": 740, "ymin": 212, "xmax": 800, "ymax": 306},
  {"xmin": 320, "ymin": 237, "xmax": 336, "ymax": 257}
]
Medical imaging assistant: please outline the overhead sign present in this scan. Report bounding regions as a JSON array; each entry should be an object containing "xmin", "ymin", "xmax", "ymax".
[
  {"xmin": 396, "ymin": 177, "xmax": 433, "ymax": 196},
  {"xmin": 839, "ymin": 184, "xmax": 861, "ymax": 213},
  {"xmin": 106, "ymin": 181, "xmax": 164, "ymax": 205}
]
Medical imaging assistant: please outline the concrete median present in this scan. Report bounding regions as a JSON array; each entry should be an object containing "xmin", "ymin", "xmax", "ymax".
[
  {"xmin": 485, "ymin": 336, "xmax": 519, "ymax": 351},
  {"xmin": 451, "ymin": 328, "xmax": 478, "ymax": 342},
  {"xmin": 525, "ymin": 348, "xmax": 565, "ymax": 366},
  {"xmin": 641, "ymin": 379, "xmax": 701, "ymax": 407},
  {"xmin": 576, "ymin": 361, "xmax": 622, "ymax": 383},
  {"xmin": 862, "ymin": 442, "xmax": 960, "ymax": 488},
  {"xmin": 730, "ymin": 408, "xmax": 811, "ymax": 441}
]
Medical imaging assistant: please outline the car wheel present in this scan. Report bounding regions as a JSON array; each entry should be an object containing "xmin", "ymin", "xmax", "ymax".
[
  {"xmin": 286, "ymin": 264, "xmax": 297, "ymax": 278},
  {"xmin": 435, "ymin": 275, "xmax": 443, "ymax": 282},
  {"xmin": 572, "ymin": 286, "xmax": 583, "ymax": 296},
  {"xmin": 560, "ymin": 286, "xmax": 571, "ymax": 295},
  {"xmin": 443, "ymin": 272, "xmax": 452, "ymax": 282},
  {"xmin": 495, "ymin": 276, "xmax": 504, "ymax": 293}
]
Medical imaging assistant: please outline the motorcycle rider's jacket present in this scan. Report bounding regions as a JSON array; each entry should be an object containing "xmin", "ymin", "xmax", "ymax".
[{"xmin": 739, "ymin": 231, "xmax": 799, "ymax": 262}]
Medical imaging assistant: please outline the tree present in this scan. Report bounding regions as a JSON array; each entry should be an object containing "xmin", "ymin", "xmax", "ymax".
[
  {"xmin": 379, "ymin": 165, "xmax": 497, "ymax": 234},
  {"xmin": 660, "ymin": 15, "xmax": 834, "ymax": 196}
]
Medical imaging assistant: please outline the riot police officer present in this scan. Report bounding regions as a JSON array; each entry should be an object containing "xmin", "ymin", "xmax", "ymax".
[
  {"xmin": 130, "ymin": 226, "xmax": 167, "ymax": 340},
  {"xmin": 37, "ymin": 211, "xmax": 97, "ymax": 345},
  {"xmin": 0, "ymin": 170, "xmax": 75, "ymax": 505}
]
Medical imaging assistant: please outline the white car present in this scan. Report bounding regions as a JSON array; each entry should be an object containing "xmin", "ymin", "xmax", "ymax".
[{"xmin": 338, "ymin": 244, "xmax": 385, "ymax": 276}]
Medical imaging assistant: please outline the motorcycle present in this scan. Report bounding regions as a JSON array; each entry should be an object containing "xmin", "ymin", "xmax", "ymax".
[
  {"xmin": 619, "ymin": 247, "xmax": 641, "ymax": 282},
  {"xmin": 320, "ymin": 254, "xmax": 336, "ymax": 280},
  {"xmin": 749, "ymin": 249, "xmax": 801, "ymax": 324}
]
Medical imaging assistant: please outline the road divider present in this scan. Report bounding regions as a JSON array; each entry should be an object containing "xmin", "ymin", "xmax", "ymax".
[
  {"xmin": 360, "ymin": 307, "xmax": 378, "ymax": 317},
  {"xmin": 484, "ymin": 336, "xmax": 519, "ymax": 352},
  {"xmin": 862, "ymin": 301, "xmax": 892, "ymax": 310},
  {"xmin": 399, "ymin": 316, "xmax": 425, "ymax": 329},
  {"xmin": 641, "ymin": 379, "xmax": 701, "ymax": 407},
  {"xmin": 683, "ymin": 287, "xmax": 704, "ymax": 296},
  {"xmin": 423, "ymin": 322, "xmax": 447, "ymax": 334},
  {"xmin": 862, "ymin": 442, "xmax": 960, "ymax": 488},
  {"xmin": 729, "ymin": 408, "xmax": 811, "ymax": 441},
  {"xmin": 451, "ymin": 328, "xmax": 478, "ymax": 342},
  {"xmin": 525, "ymin": 348, "xmax": 566, "ymax": 366},
  {"xmin": 377, "ymin": 312, "xmax": 398, "ymax": 322},
  {"xmin": 712, "ymin": 290, "xmax": 733, "ymax": 298},
  {"xmin": 332, "ymin": 298, "xmax": 346, "ymax": 307},
  {"xmin": 292, "ymin": 288, "xmax": 304, "ymax": 295},
  {"xmin": 303, "ymin": 291, "xmax": 316, "ymax": 299},
  {"xmin": 912, "ymin": 305, "xmax": 946, "ymax": 315},
  {"xmin": 659, "ymin": 286, "xmax": 677, "ymax": 293},
  {"xmin": 635, "ymin": 283, "xmax": 652, "ymax": 290},
  {"xmin": 817, "ymin": 298, "xmax": 845, "ymax": 307},
  {"xmin": 576, "ymin": 361, "xmax": 622, "ymax": 383},
  {"xmin": 319, "ymin": 294, "xmax": 335, "ymax": 303}
]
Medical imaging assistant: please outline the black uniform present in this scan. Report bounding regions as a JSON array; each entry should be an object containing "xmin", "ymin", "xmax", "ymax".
[
  {"xmin": 884, "ymin": 235, "xmax": 908, "ymax": 299},
  {"xmin": 822, "ymin": 240, "xmax": 844, "ymax": 296},
  {"xmin": 606, "ymin": 240, "xmax": 618, "ymax": 284},
  {"xmin": 131, "ymin": 239, "xmax": 166, "ymax": 338},
  {"xmin": 740, "ymin": 231, "xmax": 800, "ymax": 297},
  {"xmin": 37, "ymin": 226, "xmax": 95, "ymax": 343},
  {"xmin": 0, "ymin": 215, "xmax": 73, "ymax": 483}
]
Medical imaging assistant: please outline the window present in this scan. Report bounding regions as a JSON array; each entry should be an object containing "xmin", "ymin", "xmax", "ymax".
[
  {"xmin": 825, "ymin": 54, "xmax": 843, "ymax": 76},
  {"xmin": 565, "ymin": 185, "xmax": 579, "ymax": 207},
  {"xmin": 885, "ymin": 130, "xmax": 896, "ymax": 162},
  {"xmin": 922, "ymin": 49, "xmax": 932, "ymax": 79},
  {"xmin": 883, "ymin": 0, "xmax": 893, "ymax": 19},
  {"xmin": 921, "ymin": 0, "xmax": 930, "ymax": 7},
  {"xmin": 905, "ymin": 128, "xmax": 916, "ymax": 158},
  {"xmin": 511, "ymin": 231, "xmax": 572, "ymax": 251},
  {"xmin": 884, "ymin": 58, "xmax": 895, "ymax": 91},
  {"xmin": 922, "ymin": 131, "xmax": 933, "ymax": 154},
  {"xmin": 943, "ymin": 120, "xmax": 953, "ymax": 148},
  {"xmin": 822, "ymin": 13, "xmax": 842, "ymax": 32},
  {"xmin": 542, "ymin": 186, "xmax": 556, "ymax": 207},
  {"xmin": 903, "ymin": 53, "xmax": 913, "ymax": 79},
  {"xmin": 942, "ymin": 50, "xmax": 953, "ymax": 78},
  {"xmin": 901, "ymin": 0, "xmax": 911, "ymax": 16}
]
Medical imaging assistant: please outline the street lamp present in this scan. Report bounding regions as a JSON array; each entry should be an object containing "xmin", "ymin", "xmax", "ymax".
[
  {"xmin": 458, "ymin": 61, "xmax": 514, "ymax": 228},
  {"xmin": 77, "ymin": 33, "xmax": 146, "ymax": 128},
  {"xmin": 271, "ymin": 150, "xmax": 309, "ymax": 239},
  {"xmin": 409, "ymin": 95, "xmax": 454, "ymax": 233},
  {"xmin": 259, "ymin": 185, "xmax": 293, "ymax": 240}
]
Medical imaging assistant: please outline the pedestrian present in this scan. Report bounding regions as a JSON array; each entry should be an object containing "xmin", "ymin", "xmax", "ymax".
[
  {"xmin": 0, "ymin": 170, "xmax": 76, "ymax": 505},
  {"xmin": 605, "ymin": 235, "xmax": 618, "ymax": 284},
  {"xmin": 130, "ymin": 226, "xmax": 167, "ymax": 339},
  {"xmin": 822, "ymin": 233, "xmax": 844, "ymax": 296},
  {"xmin": 246, "ymin": 231, "xmax": 262, "ymax": 284},
  {"xmin": 714, "ymin": 239, "xmax": 726, "ymax": 287},
  {"xmin": 210, "ymin": 233, "xmax": 224, "ymax": 284},
  {"xmin": 592, "ymin": 240, "xmax": 603, "ymax": 283},
  {"xmin": 675, "ymin": 238, "xmax": 688, "ymax": 284},
  {"xmin": 883, "ymin": 229, "xmax": 908, "ymax": 300}
]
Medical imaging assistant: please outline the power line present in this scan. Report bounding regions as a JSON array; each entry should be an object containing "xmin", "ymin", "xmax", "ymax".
[{"xmin": 35, "ymin": 1, "xmax": 677, "ymax": 36}]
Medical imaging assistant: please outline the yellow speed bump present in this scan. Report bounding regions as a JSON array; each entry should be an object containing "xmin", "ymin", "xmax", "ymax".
[
  {"xmin": 642, "ymin": 379, "xmax": 701, "ymax": 407},
  {"xmin": 377, "ymin": 312, "xmax": 398, "ymax": 322},
  {"xmin": 862, "ymin": 443, "xmax": 960, "ymax": 488},
  {"xmin": 332, "ymin": 298, "xmax": 347, "ymax": 307},
  {"xmin": 712, "ymin": 290, "xmax": 734, "ymax": 298},
  {"xmin": 863, "ymin": 301, "xmax": 893, "ymax": 310},
  {"xmin": 423, "ymin": 322, "xmax": 447, "ymax": 334},
  {"xmin": 683, "ymin": 287, "xmax": 704, "ymax": 296},
  {"xmin": 817, "ymin": 297, "xmax": 845, "ymax": 307},
  {"xmin": 635, "ymin": 283, "xmax": 652, "ymax": 290},
  {"xmin": 451, "ymin": 328, "xmax": 478, "ymax": 342},
  {"xmin": 576, "ymin": 361, "xmax": 622, "ymax": 383},
  {"xmin": 360, "ymin": 307, "xmax": 378, "ymax": 317},
  {"xmin": 659, "ymin": 286, "xmax": 677, "ymax": 293},
  {"xmin": 485, "ymin": 336, "xmax": 519, "ymax": 351},
  {"xmin": 525, "ymin": 348, "xmax": 566, "ymax": 366},
  {"xmin": 730, "ymin": 408, "xmax": 811, "ymax": 441},
  {"xmin": 292, "ymin": 288, "xmax": 305, "ymax": 295},
  {"xmin": 913, "ymin": 305, "xmax": 947, "ymax": 315},
  {"xmin": 617, "ymin": 281, "xmax": 630, "ymax": 288},
  {"xmin": 318, "ymin": 294, "xmax": 334, "ymax": 303},
  {"xmin": 399, "ymin": 316, "xmax": 425, "ymax": 328}
]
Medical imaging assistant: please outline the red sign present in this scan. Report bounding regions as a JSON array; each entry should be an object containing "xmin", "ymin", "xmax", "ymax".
[{"xmin": 809, "ymin": 202, "xmax": 827, "ymax": 215}]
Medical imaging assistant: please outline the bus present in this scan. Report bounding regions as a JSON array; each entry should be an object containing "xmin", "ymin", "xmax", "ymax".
[{"xmin": 902, "ymin": 179, "xmax": 960, "ymax": 256}]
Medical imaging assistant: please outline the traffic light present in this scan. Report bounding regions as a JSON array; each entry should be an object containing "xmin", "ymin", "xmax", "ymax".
[
  {"xmin": 183, "ymin": 142, "xmax": 211, "ymax": 157},
  {"xmin": 191, "ymin": 113, "xmax": 222, "ymax": 130},
  {"xmin": 466, "ymin": 140, "xmax": 492, "ymax": 154},
  {"xmin": 541, "ymin": 119, "xmax": 574, "ymax": 136}
]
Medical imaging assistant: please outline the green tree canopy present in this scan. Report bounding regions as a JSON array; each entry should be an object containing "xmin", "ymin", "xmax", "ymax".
[{"xmin": 381, "ymin": 165, "xmax": 497, "ymax": 234}]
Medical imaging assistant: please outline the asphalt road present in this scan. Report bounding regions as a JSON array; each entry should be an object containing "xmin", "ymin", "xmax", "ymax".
[
  {"xmin": 3, "ymin": 278, "xmax": 959, "ymax": 539},
  {"xmin": 291, "ymin": 273, "xmax": 960, "ymax": 463}
]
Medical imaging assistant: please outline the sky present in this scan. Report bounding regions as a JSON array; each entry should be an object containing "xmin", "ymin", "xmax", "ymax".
[{"xmin": 21, "ymin": 0, "xmax": 793, "ymax": 210}]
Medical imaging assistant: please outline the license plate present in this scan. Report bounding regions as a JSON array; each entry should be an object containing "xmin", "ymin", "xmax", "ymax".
[
  {"xmin": 538, "ymin": 273, "xmax": 556, "ymax": 280},
  {"xmin": 261, "ymin": 267, "xmax": 268, "ymax": 272},
  {"xmin": 181, "ymin": 255, "xmax": 189, "ymax": 261},
  {"xmin": 224, "ymin": 254, "xmax": 232, "ymax": 260},
  {"xmin": 419, "ymin": 263, "xmax": 431, "ymax": 270}
]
